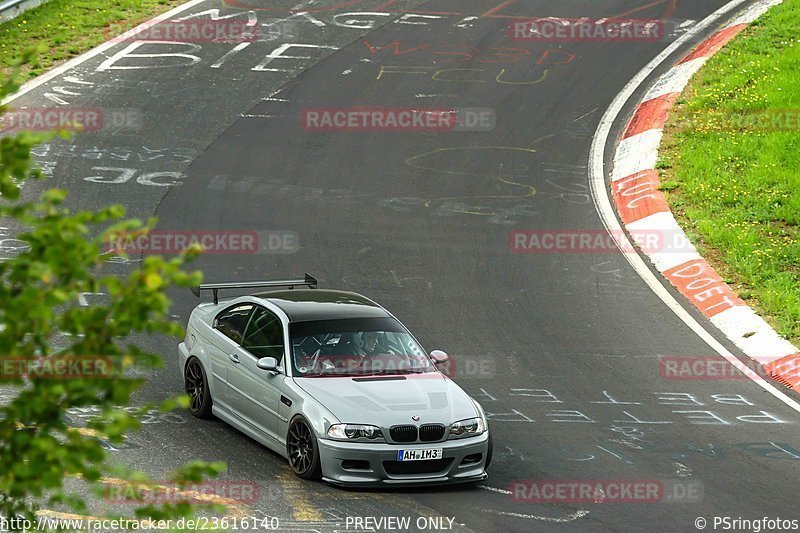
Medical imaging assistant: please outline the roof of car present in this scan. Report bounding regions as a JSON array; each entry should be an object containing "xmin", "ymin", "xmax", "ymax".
[{"xmin": 253, "ymin": 289, "xmax": 390, "ymax": 321}]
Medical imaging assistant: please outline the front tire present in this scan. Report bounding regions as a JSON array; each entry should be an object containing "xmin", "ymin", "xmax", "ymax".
[
  {"xmin": 287, "ymin": 417, "xmax": 322, "ymax": 480},
  {"xmin": 185, "ymin": 358, "xmax": 213, "ymax": 419}
]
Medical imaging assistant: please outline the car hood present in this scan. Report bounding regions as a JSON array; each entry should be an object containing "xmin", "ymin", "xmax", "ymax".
[{"xmin": 293, "ymin": 372, "xmax": 478, "ymax": 427}]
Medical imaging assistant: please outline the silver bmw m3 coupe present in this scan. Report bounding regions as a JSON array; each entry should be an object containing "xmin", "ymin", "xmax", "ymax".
[{"xmin": 178, "ymin": 275, "xmax": 491, "ymax": 487}]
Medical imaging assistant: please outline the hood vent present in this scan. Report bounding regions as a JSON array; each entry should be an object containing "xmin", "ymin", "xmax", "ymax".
[{"xmin": 352, "ymin": 376, "xmax": 407, "ymax": 382}]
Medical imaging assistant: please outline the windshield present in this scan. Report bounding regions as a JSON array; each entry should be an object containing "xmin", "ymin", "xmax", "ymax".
[{"xmin": 289, "ymin": 317, "xmax": 434, "ymax": 377}]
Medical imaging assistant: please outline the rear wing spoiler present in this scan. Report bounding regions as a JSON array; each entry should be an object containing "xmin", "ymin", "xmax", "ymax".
[{"xmin": 191, "ymin": 273, "xmax": 317, "ymax": 304}]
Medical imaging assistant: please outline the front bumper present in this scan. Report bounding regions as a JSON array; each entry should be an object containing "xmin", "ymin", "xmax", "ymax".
[{"xmin": 318, "ymin": 431, "xmax": 489, "ymax": 487}]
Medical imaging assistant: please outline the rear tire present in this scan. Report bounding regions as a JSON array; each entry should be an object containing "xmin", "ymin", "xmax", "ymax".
[
  {"xmin": 185, "ymin": 358, "xmax": 213, "ymax": 419},
  {"xmin": 287, "ymin": 417, "xmax": 322, "ymax": 480}
]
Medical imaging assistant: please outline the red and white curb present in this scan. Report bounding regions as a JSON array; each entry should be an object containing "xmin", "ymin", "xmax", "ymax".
[{"xmin": 610, "ymin": 0, "xmax": 800, "ymax": 391}]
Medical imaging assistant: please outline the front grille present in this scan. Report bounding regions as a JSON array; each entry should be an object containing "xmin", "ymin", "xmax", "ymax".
[
  {"xmin": 390, "ymin": 425, "xmax": 418, "ymax": 443},
  {"xmin": 383, "ymin": 458, "xmax": 453, "ymax": 475},
  {"xmin": 419, "ymin": 424, "xmax": 445, "ymax": 442}
]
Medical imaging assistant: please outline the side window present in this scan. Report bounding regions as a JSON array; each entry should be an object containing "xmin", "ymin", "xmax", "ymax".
[
  {"xmin": 242, "ymin": 306, "xmax": 285, "ymax": 361},
  {"xmin": 214, "ymin": 304, "xmax": 254, "ymax": 344}
]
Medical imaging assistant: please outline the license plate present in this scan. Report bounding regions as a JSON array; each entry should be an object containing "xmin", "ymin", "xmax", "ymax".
[{"xmin": 397, "ymin": 448, "xmax": 443, "ymax": 461}]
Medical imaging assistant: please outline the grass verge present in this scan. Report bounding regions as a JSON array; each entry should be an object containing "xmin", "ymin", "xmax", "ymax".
[
  {"xmin": 0, "ymin": 0, "xmax": 188, "ymax": 81},
  {"xmin": 659, "ymin": 0, "xmax": 800, "ymax": 345}
]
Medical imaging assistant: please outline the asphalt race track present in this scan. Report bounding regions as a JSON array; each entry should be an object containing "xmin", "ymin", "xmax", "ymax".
[{"xmin": 7, "ymin": 0, "xmax": 800, "ymax": 531}]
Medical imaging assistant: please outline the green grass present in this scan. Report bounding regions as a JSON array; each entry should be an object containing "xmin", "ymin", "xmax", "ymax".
[
  {"xmin": 660, "ymin": 0, "xmax": 800, "ymax": 345},
  {"xmin": 0, "ymin": 0, "xmax": 187, "ymax": 80}
]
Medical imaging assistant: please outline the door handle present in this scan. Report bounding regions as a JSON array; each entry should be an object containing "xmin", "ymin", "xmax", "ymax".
[{"xmin": 228, "ymin": 353, "xmax": 240, "ymax": 364}]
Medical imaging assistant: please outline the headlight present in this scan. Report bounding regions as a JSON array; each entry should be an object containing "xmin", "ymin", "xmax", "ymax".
[
  {"xmin": 327, "ymin": 424, "xmax": 383, "ymax": 440},
  {"xmin": 449, "ymin": 417, "xmax": 486, "ymax": 438}
]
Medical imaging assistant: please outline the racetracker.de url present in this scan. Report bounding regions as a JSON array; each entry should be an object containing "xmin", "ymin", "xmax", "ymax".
[{"xmin": 0, "ymin": 515, "xmax": 280, "ymax": 531}]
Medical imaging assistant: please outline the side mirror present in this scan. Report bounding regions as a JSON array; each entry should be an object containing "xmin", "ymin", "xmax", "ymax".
[
  {"xmin": 257, "ymin": 357, "xmax": 280, "ymax": 372},
  {"xmin": 429, "ymin": 350, "xmax": 449, "ymax": 364}
]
